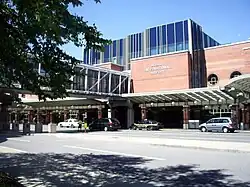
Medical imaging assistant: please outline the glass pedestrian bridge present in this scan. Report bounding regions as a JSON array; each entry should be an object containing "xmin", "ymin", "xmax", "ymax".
[
  {"xmin": 68, "ymin": 64, "xmax": 131, "ymax": 96},
  {"xmin": 3, "ymin": 63, "xmax": 131, "ymax": 98}
]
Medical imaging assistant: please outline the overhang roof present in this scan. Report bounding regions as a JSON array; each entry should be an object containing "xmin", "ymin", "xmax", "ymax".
[
  {"xmin": 122, "ymin": 87, "xmax": 235, "ymax": 105},
  {"xmin": 225, "ymin": 74, "xmax": 250, "ymax": 93},
  {"xmin": 22, "ymin": 97, "xmax": 103, "ymax": 107}
]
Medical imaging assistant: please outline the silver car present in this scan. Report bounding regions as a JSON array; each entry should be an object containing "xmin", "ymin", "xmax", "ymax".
[{"xmin": 199, "ymin": 117, "xmax": 237, "ymax": 133}]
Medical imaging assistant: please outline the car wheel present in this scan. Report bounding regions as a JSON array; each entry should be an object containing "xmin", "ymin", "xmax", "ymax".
[
  {"xmin": 222, "ymin": 127, "xmax": 229, "ymax": 133},
  {"xmin": 201, "ymin": 127, "xmax": 207, "ymax": 132},
  {"xmin": 104, "ymin": 127, "xmax": 108, "ymax": 132}
]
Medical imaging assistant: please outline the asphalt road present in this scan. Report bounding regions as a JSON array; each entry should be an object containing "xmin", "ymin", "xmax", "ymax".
[
  {"xmin": 14, "ymin": 124, "xmax": 250, "ymax": 143},
  {"xmin": 0, "ymin": 132, "xmax": 250, "ymax": 186}
]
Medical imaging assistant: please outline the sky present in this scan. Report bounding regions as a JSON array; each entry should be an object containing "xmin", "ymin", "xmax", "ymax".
[{"xmin": 63, "ymin": 0, "xmax": 250, "ymax": 60}]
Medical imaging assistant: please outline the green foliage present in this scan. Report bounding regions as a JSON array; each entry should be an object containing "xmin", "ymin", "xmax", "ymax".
[{"xmin": 0, "ymin": 0, "xmax": 110, "ymax": 101}]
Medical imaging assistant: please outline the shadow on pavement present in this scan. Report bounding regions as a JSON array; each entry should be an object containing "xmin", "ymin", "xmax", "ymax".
[
  {"xmin": 0, "ymin": 132, "xmax": 23, "ymax": 144},
  {"xmin": 0, "ymin": 153, "xmax": 249, "ymax": 187}
]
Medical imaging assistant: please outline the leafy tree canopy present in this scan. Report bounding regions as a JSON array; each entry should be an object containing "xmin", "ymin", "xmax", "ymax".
[{"xmin": 0, "ymin": 0, "xmax": 110, "ymax": 102}]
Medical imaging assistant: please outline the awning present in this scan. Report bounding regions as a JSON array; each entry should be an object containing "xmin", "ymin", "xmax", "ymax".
[
  {"xmin": 122, "ymin": 87, "xmax": 235, "ymax": 105},
  {"xmin": 225, "ymin": 74, "xmax": 250, "ymax": 93},
  {"xmin": 21, "ymin": 97, "xmax": 103, "ymax": 108}
]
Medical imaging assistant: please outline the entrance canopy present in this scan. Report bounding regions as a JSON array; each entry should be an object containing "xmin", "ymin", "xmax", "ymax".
[
  {"xmin": 122, "ymin": 87, "xmax": 235, "ymax": 105},
  {"xmin": 225, "ymin": 74, "xmax": 250, "ymax": 94}
]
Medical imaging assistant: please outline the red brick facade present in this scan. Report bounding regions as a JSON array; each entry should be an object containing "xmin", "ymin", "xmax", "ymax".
[
  {"xmin": 131, "ymin": 51, "xmax": 191, "ymax": 93},
  {"xmin": 130, "ymin": 41, "xmax": 250, "ymax": 93},
  {"xmin": 205, "ymin": 41, "xmax": 250, "ymax": 87},
  {"xmin": 96, "ymin": 62, "xmax": 123, "ymax": 71}
]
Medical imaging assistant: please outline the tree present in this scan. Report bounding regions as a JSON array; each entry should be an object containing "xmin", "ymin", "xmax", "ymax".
[{"xmin": 0, "ymin": 0, "xmax": 110, "ymax": 102}]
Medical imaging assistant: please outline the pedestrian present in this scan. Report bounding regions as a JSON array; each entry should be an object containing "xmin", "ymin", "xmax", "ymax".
[
  {"xmin": 78, "ymin": 120, "xmax": 83, "ymax": 132},
  {"xmin": 83, "ymin": 119, "xmax": 88, "ymax": 133}
]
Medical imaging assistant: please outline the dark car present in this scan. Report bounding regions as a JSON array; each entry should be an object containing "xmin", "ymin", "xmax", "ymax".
[
  {"xmin": 130, "ymin": 119, "xmax": 163, "ymax": 130},
  {"xmin": 89, "ymin": 118, "xmax": 121, "ymax": 132}
]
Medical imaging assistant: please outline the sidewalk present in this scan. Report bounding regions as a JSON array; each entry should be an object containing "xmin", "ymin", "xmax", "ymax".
[{"xmin": 160, "ymin": 128, "xmax": 250, "ymax": 133}]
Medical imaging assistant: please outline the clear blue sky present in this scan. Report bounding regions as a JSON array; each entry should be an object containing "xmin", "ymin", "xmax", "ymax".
[{"xmin": 63, "ymin": 0, "xmax": 250, "ymax": 60}]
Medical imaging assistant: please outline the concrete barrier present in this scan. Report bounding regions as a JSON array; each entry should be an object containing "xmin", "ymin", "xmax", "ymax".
[{"xmin": 48, "ymin": 123, "xmax": 57, "ymax": 133}]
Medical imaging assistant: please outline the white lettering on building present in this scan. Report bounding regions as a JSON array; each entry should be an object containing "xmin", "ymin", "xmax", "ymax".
[{"xmin": 145, "ymin": 64, "xmax": 170, "ymax": 74}]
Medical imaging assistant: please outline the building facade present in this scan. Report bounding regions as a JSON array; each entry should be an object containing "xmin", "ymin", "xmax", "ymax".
[{"xmin": 83, "ymin": 19, "xmax": 220, "ymax": 72}]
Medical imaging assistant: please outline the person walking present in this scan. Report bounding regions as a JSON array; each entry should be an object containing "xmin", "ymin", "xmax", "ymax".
[
  {"xmin": 78, "ymin": 120, "xmax": 83, "ymax": 132},
  {"xmin": 83, "ymin": 118, "xmax": 88, "ymax": 133}
]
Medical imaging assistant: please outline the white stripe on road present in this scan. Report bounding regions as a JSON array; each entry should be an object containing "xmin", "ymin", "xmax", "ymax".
[
  {"xmin": 0, "ymin": 146, "xmax": 27, "ymax": 153},
  {"xmin": 7, "ymin": 138, "xmax": 31, "ymax": 142},
  {"xmin": 64, "ymin": 145, "xmax": 166, "ymax": 161}
]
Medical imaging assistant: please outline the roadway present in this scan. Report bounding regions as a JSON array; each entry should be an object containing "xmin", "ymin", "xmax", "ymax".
[
  {"xmin": 0, "ymin": 131, "xmax": 250, "ymax": 186},
  {"xmin": 15, "ymin": 124, "xmax": 250, "ymax": 143}
]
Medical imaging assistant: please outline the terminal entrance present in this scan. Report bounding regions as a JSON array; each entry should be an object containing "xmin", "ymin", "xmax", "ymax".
[{"xmin": 147, "ymin": 106, "xmax": 183, "ymax": 128}]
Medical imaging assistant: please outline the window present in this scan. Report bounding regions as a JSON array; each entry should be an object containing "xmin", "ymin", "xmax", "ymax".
[
  {"xmin": 113, "ymin": 41, "xmax": 116, "ymax": 57},
  {"xmin": 150, "ymin": 27, "xmax": 157, "ymax": 47},
  {"xmin": 167, "ymin": 23, "xmax": 174, "ymax": 44},
  {"xmin": 119, "ymin": 39, "xmax": 123, "ymax": 57},
  {"xmin": 221, "ymin": 119, "xmax": 229, "ymax": 123},
  {"xmin": 213, "ymin": 119, "xmax": 221, "ymax": 123},
  {"xmin": 138, "ymin": 33, "xmax": 142, "ymax": 55},
  {"xmin": 184, "ymin": 20, "xmax": 188, "ymax": 42},
  {"xmin": 207, "ymin": 119, "xmax": 214, "ymax": 124},
  {"xmin": 208, "ymin": 74, "xmax": 219, "ymax": 85},
  {"xmin": 175, "ymin": 21, "xmax": 183, "ymax": 44},
  {"xmin": 230, "ymin": 71, "xmax": 242, "ymax": 79},
  {"xmin": 162, "ymin": 25, "xmax": 167, "ymax": 45},
  {"xmin": 192, "ymin": 22, "xmax": 197, "ymax": 50},
  {"xmin": 104, "ymin": 45, "xmax": 110, "ymax": 62},
  {"xmin": 83, "ymin": 49, "xmax": 88, "ymax": 64}
]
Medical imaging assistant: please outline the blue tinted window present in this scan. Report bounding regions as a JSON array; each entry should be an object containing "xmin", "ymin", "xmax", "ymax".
[
  {"xmin": 199, "ymin": 27, "xmax": 203, "ymax": 49},
  {"xmin": 139, "ymin": 33, "xmax": 142, "ymax": 53},
  {"xmin": 113, "ymin": 41, "xmax": 116, "ymax": 57},
  {"xmin": 192, "ymin": 22, "xmax": 197, "ymax": 50},
  {"xmin": 184, "ymin": 20, "xmax": 188, "ymax": 41},
  {"xmin": 162, "ymin": 25, "xmax": 167, "ymax": 45},
  {"xmin": 91, "ymin": 49, "xmax": 96, "ymax": 63},
  {"xmin": 83, "ymin": 49, "xmax": 88, "ymax": 64},
  {"xmin": 150, "ymin": 27, "xmax": 157, "ymax": 47},
  {"xmin": 97, "ymin": 52, "xmax": 100, "ymax": 60},
  {"xmin": 134, "ymin": 34, "xmax": 137, "ymax": 53},
  {"xmin": 150, "ymin": 48, "xmax": 157, "ymax": 55},
  {"xmin": 119, "ymin": 39, "xmax": 123, "ymax": 57},
  {"xmin": 175, "ymin": 21, "xmax": 183, "ymax": 43},
  {"xmin": 104, "ymin": 45, "xmax": 110, "ymax": 62},
  {"xmin": 204, "ymin": 34, "xmax": 208, "ymax": 48},
  {"xmin": 157, "ymin": 26, "xmax": 160, "ymax": 47},
  {"xmin": 130, "ymin": 35, "xmax": 133, "ymax": 53},
  {"xmin": 167, "ymin": 23, "xmax": 174, "ymax": 44}
]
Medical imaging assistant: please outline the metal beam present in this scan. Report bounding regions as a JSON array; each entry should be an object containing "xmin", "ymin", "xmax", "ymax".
[
  {"xmin": 88, "ymin": 71, "xmax": 109, "ymax": 91},
  {"xmin": 191, "ymin": 92, "xmax": 209, "ymax": 102},
  {"xmin": 84, "ymin": 68, "xmax": 88, "ymax": 91},
  {"xmin": 118, "ymin": 75, "xmax": 122, "ymax": 94},
  {"xmin": 97, "ymin": 71, "xmax": 101, "ymax": 92},
  {"xmin": 198, "ymin": 91, "xmax": 216, "ymax": 101},
  {"xmin": 111, "ymin": 76, "xmax": 128, "ymax": 94},
  {"xmin": 182, "ymin": 93, "xmax": 200, "ymax": 102}
]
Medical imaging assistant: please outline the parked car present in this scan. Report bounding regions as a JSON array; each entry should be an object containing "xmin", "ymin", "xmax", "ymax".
[
  {"xmin": 58, "ymin": 119, "xmax": 79, "ymax": 128},
  {"xmin": 88, "ymin": 118, "xmax": 121, "ymax": 132},
  {"xmin": 130, "ymin": 119, "xmax": 163, "ymax": 130},
  {"xmin": 199, "ymin": 117, "xmax": 237, "ymax": 133}
]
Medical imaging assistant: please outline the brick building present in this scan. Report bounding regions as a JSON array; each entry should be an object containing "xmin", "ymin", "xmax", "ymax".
[{"xmin": 85, "ymin": 19, "xmax": 250, "ymax": 129}]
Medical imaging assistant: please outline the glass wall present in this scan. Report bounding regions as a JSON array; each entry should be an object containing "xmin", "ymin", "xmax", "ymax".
[
  {"xmin": 203, "ymin": 32, "xmax": 220, "ymax": 48},
  {"xmin": 83, "ymin": 19, "xmax": 220, "ymax": 69},
  {"xmin": 146, "ymin": 20, "xmax": 189, "ymax": 56}
]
